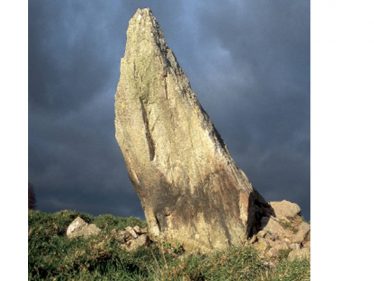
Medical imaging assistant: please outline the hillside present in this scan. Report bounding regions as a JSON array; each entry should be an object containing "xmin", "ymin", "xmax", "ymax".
[{"xmin": 28, "ymin": 210, "xmax": 309, "ymax": 281}]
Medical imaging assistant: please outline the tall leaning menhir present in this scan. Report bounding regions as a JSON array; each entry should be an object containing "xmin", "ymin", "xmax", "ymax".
[{"xmin": 115, "ymin": 8, "xmax": 268, "ymax": 252}]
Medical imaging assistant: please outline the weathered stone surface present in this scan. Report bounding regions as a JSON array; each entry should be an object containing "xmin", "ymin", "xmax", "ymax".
[
  {"xmin": 290, "ymin": 243, "xmax": 301, "ymax": 250},
  {"xmin": 121, "ymin": 234, "xmax": 149, "ymax": 252},
  {"xmin": 133, "ymin": 225, "xmax": 141, "ymax": 234},
  {"xmin": 250, "ymin": 203, "xmax": 310, "ymax": 261},
  {"xmin": 261, "ymin": 217, "xmax": 292, "ymax": 238},
  {"xmin": 66, "ymin": 217, "xmax": 101, "ymax": 239},
  {"xmin": 269, "ymin": 200, "xmax": 301, "ymax": 219},
  {"xmin": 113, "ymin": 229, "xmax": 133, "ymax": 243},
  {"xmin": 248, "ymin": 235, "xmax": 257, "ymax": 244},
  {"xmin": 265, "ymin": 231, "xmax": 279, "ymax": 241},
  {"xmin": 125, "ymin": 226, "xmax": 138, "ymax": 239},
  {"xmin": 115, "ymin": 8, "xmax": 265, "ymax": 252},
  {"xmin": 292, "ymin": 221, "xmax": 310, "ymax": 243},
  {"xmin": 66, "ymin": 217, "xmax": 87, "ymax": 237},
  {"xmin": 257, "ymin": 230, "xmax": 267, "ymax": 238},
  {"xmin": 302, "ymin": 240, "xmax": 310, "ymax": 249},
  {"xmin": 139, "ymin": 227, "xmax": 148, "ymax": 234}
]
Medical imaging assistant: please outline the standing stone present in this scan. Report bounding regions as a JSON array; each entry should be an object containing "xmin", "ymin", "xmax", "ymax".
[{"xmin": 115, "ymin": 8, "xmax": 265, "ymax": 252}]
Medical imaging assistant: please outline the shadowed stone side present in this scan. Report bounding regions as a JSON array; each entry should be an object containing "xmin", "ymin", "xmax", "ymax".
[{"xmin": 115, "ymin": 8, "xmax": 265, "ymax": 252}]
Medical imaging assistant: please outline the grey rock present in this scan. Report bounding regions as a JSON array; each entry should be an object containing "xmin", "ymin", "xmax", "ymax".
[
  {"xmin": 248, "ymin": 235, "xmax": 257, "ymax": 244},
  {"xmin": 114, "ymin": 8, "xmax": 264, "ymax": 252},
  {"xmin": 113, "ymin": 229, "xmax": 133, "ymax": 242},
  {"xmin": 133, "ymin": 225, "xmax": 141, "ymax": 234},
  {"xmin": 265, "ymin": 232, "xmax": 279, "ymax": 241},
  {"xmin": 269, "ymin": 200, "xmax": 301, "ymax": 219},
  {"xmin": 66, "ymin": 217, "xmax": 87, "ymax": 237},
  {"xmin": 284, "ymin": 237, "xmax": 291, "ymax": 244},
  {"xmin": 262, "ymin": 217, "xmax": 292, "ymax": 238},
  {"xmin": 302, "ymin": 240, "xmax": 310, "ymax": 249},
  {"xmin": 289, "ymin": 243, "xmax": 301, "ymax": 250},
  {"xmin": 66, "ymin": 217, "xmax": 101, "ymax": 239},
  {"xmin": 125, "ymin": 226, "xmax": 138, "ymax": 239},
  {"xmin": 257, "ymin": 230, "xmax": 267, "ymax": 238},
  {"xmin": 292, "ymin": 221, "xmax": 310, "ymax": 243},
  {"xmin": 140, "ymin": 227, "xmax": 148, "ymax": 234},
  {"xmin": 122, "ymin": 234, "xmax": 149, "ymax": 252}
]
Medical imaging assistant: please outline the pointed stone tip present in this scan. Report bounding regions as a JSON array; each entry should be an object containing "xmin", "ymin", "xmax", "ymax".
[
  {"xmin": 132, "ymin": 7, "xmax": 154, "ymax": 21},
  {"xmin": 135, "ymin": 7, "xmax": 152, "ymax": 13},
  {"xmin": 127, "ymin": 7, "xmax": 161, "ymax": 40}
]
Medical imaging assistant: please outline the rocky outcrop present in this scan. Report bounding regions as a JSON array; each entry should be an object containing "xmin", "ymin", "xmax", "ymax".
[
  {"xmin": 247, "ymin": 201, "xmax": 310, "ymax": 263},
  {"xmin": 111, "ymin": 225, "xmax": 150, "ymax": 251},
  {"xmin": 269, "ymin": 200, "xmax": 301, "ymax": 219},
  {"xmin": 66, "ymin": 217, "xmax": 101, "ymax": 239},
  {"xmin": 66, "ymin": 217, "xmax": 149, "ymax": 251},
  {"xmin": 115, "ymin": 8, "xmax": 267, "ymax": 252}
]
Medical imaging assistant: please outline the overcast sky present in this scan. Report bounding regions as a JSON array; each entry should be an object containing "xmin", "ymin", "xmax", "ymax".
[{"xmin": 29, "ymin": 0, "xmax": 310, "ymax": 220}]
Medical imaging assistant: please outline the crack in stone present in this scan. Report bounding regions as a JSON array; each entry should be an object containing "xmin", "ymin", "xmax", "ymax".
[
  {"xmin": 164, "ymin": 75, "xmax": 168, "ymax": 100},
  {"xmin": 139, "ymin": 98, "xmax": 155, "ymax": 161}
]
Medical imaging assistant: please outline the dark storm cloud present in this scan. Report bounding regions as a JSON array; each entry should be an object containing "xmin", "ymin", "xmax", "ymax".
[
  {"xmin": 29, "ymin": 1, "xmax": 310, "ymax": 219},
  {"xmin": 29, "ymin": 0, "xmax": 188, "ymax": 217}
]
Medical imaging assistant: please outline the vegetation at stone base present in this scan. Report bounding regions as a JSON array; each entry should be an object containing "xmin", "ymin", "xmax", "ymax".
[{"xmin": 29, "ymin": 210, "xmax": 310, "ymax": 281}]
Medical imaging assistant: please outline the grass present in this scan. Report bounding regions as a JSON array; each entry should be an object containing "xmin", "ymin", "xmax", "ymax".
[{"xmin": 29, "ymin": 210, "xmax": 309, "ymax": 281}]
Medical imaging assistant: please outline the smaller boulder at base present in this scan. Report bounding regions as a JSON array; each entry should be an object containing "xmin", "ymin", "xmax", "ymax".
[
  {"xmin": 269, "ymin": 200, "xmax": 301, "ymax": 219},
  {"xmin": 246, "ymin": 200, "xmax": 310, "ymax": 260},
  {"xmin": 66, "ymin": 217, "xmax": 101, "ymax": 239},
  {"xmin": 121, "ymin": 234, "xmax": 149, "ymax": 252},
  {"xmin": 292, "ymin": 221, "xmax": 310, "ymax": 243}
]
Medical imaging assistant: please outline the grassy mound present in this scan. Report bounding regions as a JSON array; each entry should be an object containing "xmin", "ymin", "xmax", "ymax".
[{"xmin": 28, "ymin": 210, "xmax": 309, "ymax": 281}]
